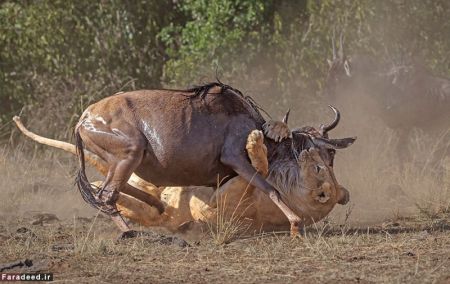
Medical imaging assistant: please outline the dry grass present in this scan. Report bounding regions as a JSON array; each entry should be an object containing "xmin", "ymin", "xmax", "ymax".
[
  {"xmin": 206, "ymin": 180, "xmax": 254, "ymax": 245},
  {"xmin": 1, "ymin": 116, "xmax": 449, "ymax": 283},
  {"xmin": 0, "ymin": 214, "xmax": 449, "ymax": 283}
]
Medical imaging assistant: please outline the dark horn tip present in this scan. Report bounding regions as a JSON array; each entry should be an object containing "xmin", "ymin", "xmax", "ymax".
[
  {"xmin": 328, "ymin": 105, "xmax": 339, "ymax": 113},
  {"xmin": 322, "ymin": 105, "xmax": 341, "ymax": 133},
  {"xmin": 348, "ymin": 136, "xmax": 357, "ymax": 145},
  {"xmin": 282, "ymin": 109, "xmax": 290, "ymax": 124}
]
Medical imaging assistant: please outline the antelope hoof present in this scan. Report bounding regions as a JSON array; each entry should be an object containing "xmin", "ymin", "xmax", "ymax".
[
  {"xmin": 97, "ymin": 189, "xmax": 119, "ymax": 206},
  {"xmin": 95, "ymin": 196, "xmax": 120, "ymax": 215},
  {"xmin": 290, "ymin": 221, "xmax": 302, "ymax": 237},
  {"xmin": 117, "ymin": 230, "xmax": 141, "ymax": 240}
]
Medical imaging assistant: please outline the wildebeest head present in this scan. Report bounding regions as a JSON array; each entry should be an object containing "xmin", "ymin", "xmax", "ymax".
[
  {"xmin": 265, "ymin": 106, "xmax": 355, "ymax": 209},
  {"xmin": 291, "ymin": 106, "xmax": 355, "ymax": 167},
  {"xmin": 324, "ymin": 33, "xmax": 381, "ymax": 100}
]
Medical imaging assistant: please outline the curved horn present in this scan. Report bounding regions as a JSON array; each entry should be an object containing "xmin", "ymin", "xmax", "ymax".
[
  {"xmin": 282, "ymin": 109, "xmax": 290, "ymax": 124},
  {"xmin": 321, "ymin": 105, "xmax": 340, "ymax": 134}
]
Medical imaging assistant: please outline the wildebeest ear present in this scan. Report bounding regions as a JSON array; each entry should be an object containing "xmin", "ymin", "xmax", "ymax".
[{"xmin": 312, "ymin": 137, "xmax": 356, "ymax": 149}]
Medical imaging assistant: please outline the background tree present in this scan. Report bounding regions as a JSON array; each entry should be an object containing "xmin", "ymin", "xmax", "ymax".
[{"xmin": 1, "ymin": 0, "xmax": 449, "ymax": 140}]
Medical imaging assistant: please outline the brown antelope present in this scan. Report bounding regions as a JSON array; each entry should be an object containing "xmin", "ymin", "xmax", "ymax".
[{"xmin": 66, "ymin": 82, "xmax": 355, "ymax": 236}]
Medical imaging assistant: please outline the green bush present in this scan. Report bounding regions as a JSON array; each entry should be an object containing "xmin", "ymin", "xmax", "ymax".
[{"xmin": 1, "ymin": 0, "xmax": 449, "ymax": 140}]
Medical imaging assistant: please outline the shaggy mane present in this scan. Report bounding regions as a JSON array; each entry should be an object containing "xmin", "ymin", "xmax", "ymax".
[{"xmin": 267, "ymin": 159, "xmax": 303, "ymax": 196}]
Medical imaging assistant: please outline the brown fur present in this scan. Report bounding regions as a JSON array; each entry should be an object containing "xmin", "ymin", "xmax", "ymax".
[{"xmin": 14, "ymin": 119, "xmax": 350, "ymax": 233}]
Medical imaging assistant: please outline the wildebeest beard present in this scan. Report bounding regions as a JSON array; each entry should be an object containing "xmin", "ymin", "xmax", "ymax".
[{"xmin": 267, "ymin": 158, "xmax": 303, "ymax": 196}]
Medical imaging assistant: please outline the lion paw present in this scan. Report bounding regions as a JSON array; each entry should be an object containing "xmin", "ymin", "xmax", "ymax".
[
  {"xmin": 247, "ymin": 130, "xmax": 264, "ymax": 147},
  {"xmin": 246, "ymin": 130, "xmax": 269, "ymax": 177}
]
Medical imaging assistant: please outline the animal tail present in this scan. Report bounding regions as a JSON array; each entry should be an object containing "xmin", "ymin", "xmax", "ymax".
[
  {"xmin": 13, "ymin": 116, "xmax": 109, "ymax": 176},
  {"xmin": 74, "ymin": 128, "xmax": 111, "ymax": 214}
]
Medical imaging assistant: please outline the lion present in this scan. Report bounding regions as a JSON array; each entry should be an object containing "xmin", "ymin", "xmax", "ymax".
[{"xmin": 13, "ymin": 116, "xmax": 349, "ymax": 234}]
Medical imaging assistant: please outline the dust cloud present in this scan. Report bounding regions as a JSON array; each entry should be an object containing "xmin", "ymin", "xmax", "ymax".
[
  {"xmin": 279, "ymin": 85, "xmax": 448, "ymax": 226},
  {"xmin": 0, "ymin": 145, "xmax": 98, "ymax": 221},
  {"xmin": 230, "ymin": 61, "xmax": 450, "ymax": 226},
  {"xmin": 1, "ymin": 73, "xmax": 449, "ymax": 228}
]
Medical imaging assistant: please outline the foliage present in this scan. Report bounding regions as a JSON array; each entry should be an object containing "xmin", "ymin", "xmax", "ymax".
[
  {"xmin": 1, "ymin": 0, "xmax": 450, "ymax": 139},
  {"xmin": 160, "ymin": 0, "xmax": 273, "ymax": 85},
  {"xmin": 0, "ymin": 0, "xmax": 178, "ymax": 138}
]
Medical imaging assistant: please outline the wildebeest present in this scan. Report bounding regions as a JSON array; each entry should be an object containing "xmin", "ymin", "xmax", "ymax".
[
  {"xmin": 72, "ymin": 82, "xmax": 356, "ymax": 236},
  {"xmin": 14, "ymin": 115, "xmax": 351, "ymax": 234},
  {"xmin": 325, "ymin": 37, "xmax": 450, "ymax": 165},
  {"xmin": 386, "ymin": 62, "xmax": 450, "ymax": 129},
  {"xmin": 324, "ymin": 34, "xmax": 392, "ymax": 118}
]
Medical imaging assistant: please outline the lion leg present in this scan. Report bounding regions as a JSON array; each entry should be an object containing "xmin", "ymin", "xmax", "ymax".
[
  {"xmin": 208, "ymin": 130, "xmax": 269, "ymax": 216},
  {"xmin": 91, "ymin": 181, "xmax": 167, "ymax": 227},
  {"xmin": 116, "ymin": 192, "xmax": 167, "ymax": 227},
  {"xmin": 245, "ymin": 130, "xmax": 269, "ymax": 177}
]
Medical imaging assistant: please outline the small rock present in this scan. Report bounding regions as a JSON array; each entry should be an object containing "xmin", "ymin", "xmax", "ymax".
[
  {"xmin": 158, "ymin": 235, "xmax": 190, "ymax": 248},
  {"xmin": 13, "ymin": 227, "xmax": 37, "ymax": 241},
  {"xmin": 31, "ymin": 213, "xmax": 59, "ymax": 226},
  {"xmin": 116, "ymin": 230, "xmax": 190, "ymax": 248},
  {"xmin": 404, "ymin": 251, "xmax": 416, "ymax": 257},
  {"xmin": 0, "ymin": 259, "xmax": 33, "ymax": 273},
  {"xmin": 51, "ymin": 244, "xmax": 75, "ymax": 252}
]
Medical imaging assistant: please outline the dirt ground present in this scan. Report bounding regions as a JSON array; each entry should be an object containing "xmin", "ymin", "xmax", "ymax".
[{"xmin": 0, "ymin": 211, "xmax": 449, "ymax": 283}]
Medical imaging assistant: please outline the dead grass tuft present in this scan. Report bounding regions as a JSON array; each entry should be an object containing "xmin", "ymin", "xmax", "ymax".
[{"xmin": 206, "ymin": 179, "xmax": 254, "ymax": 245}]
